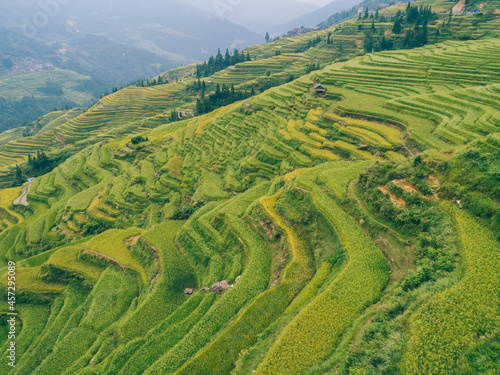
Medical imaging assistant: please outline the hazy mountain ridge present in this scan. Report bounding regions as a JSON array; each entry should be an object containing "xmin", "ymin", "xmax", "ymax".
[
  {"xmin": 270, "ymin": 0, "xmax": 362, "ymax": 35},
  {"xmin": 0, "ymin": 0, "xmax": 262, "ymax": 131},
  {"xmin": 0, "ymin": 0, "xmax": 262, "ymax": 65},
  {"xmin": 184, "ymin": 0, "xmax": 320, "ymax": 32}
]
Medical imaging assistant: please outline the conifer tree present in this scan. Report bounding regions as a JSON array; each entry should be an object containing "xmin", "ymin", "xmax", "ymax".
[{"xmin": 393, "ymin": 18, "xmax": 403, "ymax": 34}]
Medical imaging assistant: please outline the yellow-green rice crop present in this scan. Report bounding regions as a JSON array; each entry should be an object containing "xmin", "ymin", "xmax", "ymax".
[
  {"xmin": 1, "ymin": 266, "xmax": 64, "ymax": 293},
  {"xmin": 301, "ymin": 145, "xmax": 341, "ymax": 161},
  {"xmin": 118, "ymin": 221, "xmax": 195, "ymax": 342},
  {"xmin": 46, "ymin": 246, "xmax": 105, "ymax": 282},
  {"xmin": 84, "ymin": 228, "xmax": 147, "ymax": 284},
  {"xmin": 143, "ymin": 214, "xmax": 271, "ymax": 374},
  {"xmin": 175, "ymin": 181, "xmax": 315, "ymax": 375},
  {"xmin": 332, "ymin": 122, "xmax": 392, "ymax": 148},
  {"xmin": 402, "ymin": 203, "xmax": 500, "ymax": 374},
  {"xmin": 0, "ymin": 304, "xmax": 51, "ymax": 364},
  {"xmin": 81, "ymin": 267, "xmax": 138, "ymax": 332},
  {"xmin": 319, "ymin": 160, "xmax": 375, "ymax": 197},
  {"xmin": 163, "ymin": 155, "xmax": 184, "ymax": 172},
  {"xmin": 0, "ymin": 187, "xmax": 24, "ymax": 228},
  {"xmin": 13, "ymin": 287, "xmax": 88, "ymax": 374},
  {"xmin": 256, "ymin": 183, "xmax": 388, "ymax": 375}
]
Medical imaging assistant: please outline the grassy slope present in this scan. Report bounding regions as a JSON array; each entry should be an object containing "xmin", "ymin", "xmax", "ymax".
[
  {"xmin": 1, "ymin": 1, "xmax": 498, "ymax": 182},
  {"xmin": 403, "ymin": 203, "xmax": 500, "ymax": 374},
  {"xmin": 0, "ymin": 69, "xmax": 94, "ymax": 103},
  {"xmin": 0, "ymin": 1, "xmax": 498, "ymax": 373}
]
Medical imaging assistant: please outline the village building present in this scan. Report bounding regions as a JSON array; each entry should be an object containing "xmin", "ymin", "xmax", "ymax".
[{"xmin": 314, "ymin": 84, "xmax": 326, "ymax": 96}]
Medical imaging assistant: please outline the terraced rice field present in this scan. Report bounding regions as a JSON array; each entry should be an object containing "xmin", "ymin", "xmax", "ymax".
[
  {"xmin": 318, "ymin": 39, "xmax": 500, "ymax": 148},
  {"xmin": 403, "ymin": 203, "xmax": 500, "ymax": 374},
  {"xmin": 0, "ymin": 9, "xmax": 499, "ymax": 374},
  {"xmin": 0, "ymin": 16, "xmax": 364, "ymax": 180},
  {"xmin": 1, "ymin": 7, "xmax": 496, "ymax": 182}
]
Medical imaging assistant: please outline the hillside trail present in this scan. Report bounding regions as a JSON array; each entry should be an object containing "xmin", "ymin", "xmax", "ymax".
[
  {"xmin": 13, "ymin": 182, "xmax": 31, "ymax": 206},
  {"xmin": 452, "ymin": 0, "xmax": 466, "ymax": 14}
]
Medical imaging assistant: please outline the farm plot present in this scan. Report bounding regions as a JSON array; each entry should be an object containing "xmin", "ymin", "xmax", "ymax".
[
  {"xmin": 256, "ymin": 163, "xmax": 388, "ymax": 374},
  {"xmin": 403, "ymin": 203, "xmax": 500, "ymax": 374}
]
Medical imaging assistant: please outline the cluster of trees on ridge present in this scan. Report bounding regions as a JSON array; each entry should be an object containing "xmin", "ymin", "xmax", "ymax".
[
  {"xmin": 132, "ymin": 75, "xmax": 169, "ymax": 88},
  {"xmin": 363, "ymin": 3, "xmax": 437, "ymax": 52},
  {"xmin": 196, "ymin": 48, "xmax": 252, "ymax": 78},
  {"xmin": 195, "ymin": 83, "xmax": 253, "ymax": 115},
  {"xmin": 9, "ymin": 150, "xmax": 67, "ymax": 187}
]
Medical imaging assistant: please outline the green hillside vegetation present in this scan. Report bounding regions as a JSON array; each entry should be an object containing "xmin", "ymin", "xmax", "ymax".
[
  {"xmin": 0, "ymin": 69, "xmax": 97, "ymax": 103},
  {"xmin": 0, "ymin": 68, "xmax": 102, "ymax": 133},
  {"xmin": 1, "ymin": 0, "xmax": 499, "ymax": 187},
  {"xmin": 0, "ymin": 0, "xmax": 499, "ymax": 373}
]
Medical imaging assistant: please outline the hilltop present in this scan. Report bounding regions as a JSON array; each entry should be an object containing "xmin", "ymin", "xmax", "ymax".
[{"xmin": 0, "ymin": 0, "xmax": 499, "ymax": 374}]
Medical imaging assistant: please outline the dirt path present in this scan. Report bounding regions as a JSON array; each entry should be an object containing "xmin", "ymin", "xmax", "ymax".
[
  {"xmin": 452, "ymin": 0, "xmax": 466, "ymax": 14},
  {"xmin": 13, "ymin": 183, "xmax": 31, "ymax": 206}
]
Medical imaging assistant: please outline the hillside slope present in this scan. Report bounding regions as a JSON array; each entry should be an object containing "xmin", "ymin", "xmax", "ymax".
[
  {"xmin": 270, "ymin": 0, "xmax": 359, "ymax": 35},
  {"xmin": 0, "ymin": 35, "xmax": 499, "ymax": 374},
  {"xmin": 0, "ymin": 2, "xmax": 499, "ymax": 374},
  {"xmin": 1, "ymin": 2, "xmax": 499, "ymax": 185}
]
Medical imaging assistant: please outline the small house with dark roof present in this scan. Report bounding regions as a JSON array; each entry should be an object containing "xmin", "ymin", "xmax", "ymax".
[{"xmin": 314, "ymin": 84, "xmax": 326, "ymax": 96}]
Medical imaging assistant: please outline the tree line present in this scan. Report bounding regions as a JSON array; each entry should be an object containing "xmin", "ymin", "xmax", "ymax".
[
  {"xmin": 133, "ymin": 75, "xmax": 169, "ymax": 88},
  {"xmin": 195, "ymin": 83, "xmax": 252, "ymax": 115},
  {"xmin": 196, "ymin": 49, "xmax": 252, "ymax": 78},
  {"xmin": 364, "ymin": 3, "xmax": 437, "ymax": 53},
  {"xmin": 6, "ymin": 150, "xmax": 68, "ymax": 188}
]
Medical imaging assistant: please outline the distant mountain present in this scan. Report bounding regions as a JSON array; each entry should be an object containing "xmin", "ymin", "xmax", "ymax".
[
  {"xmin": 270, "ymin": 0, "xmax": 362, "ymax": 35},
  {"xmin": 185, "ymin": 0, "xmax": 318, "ymax": 33},
  {"xmin": 0, "ymin": 0, "xmax": 261, "ymax": 131},
  {"xmin": 0, "ymin": 0, "xmax": 261, "ymax": 68}
]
